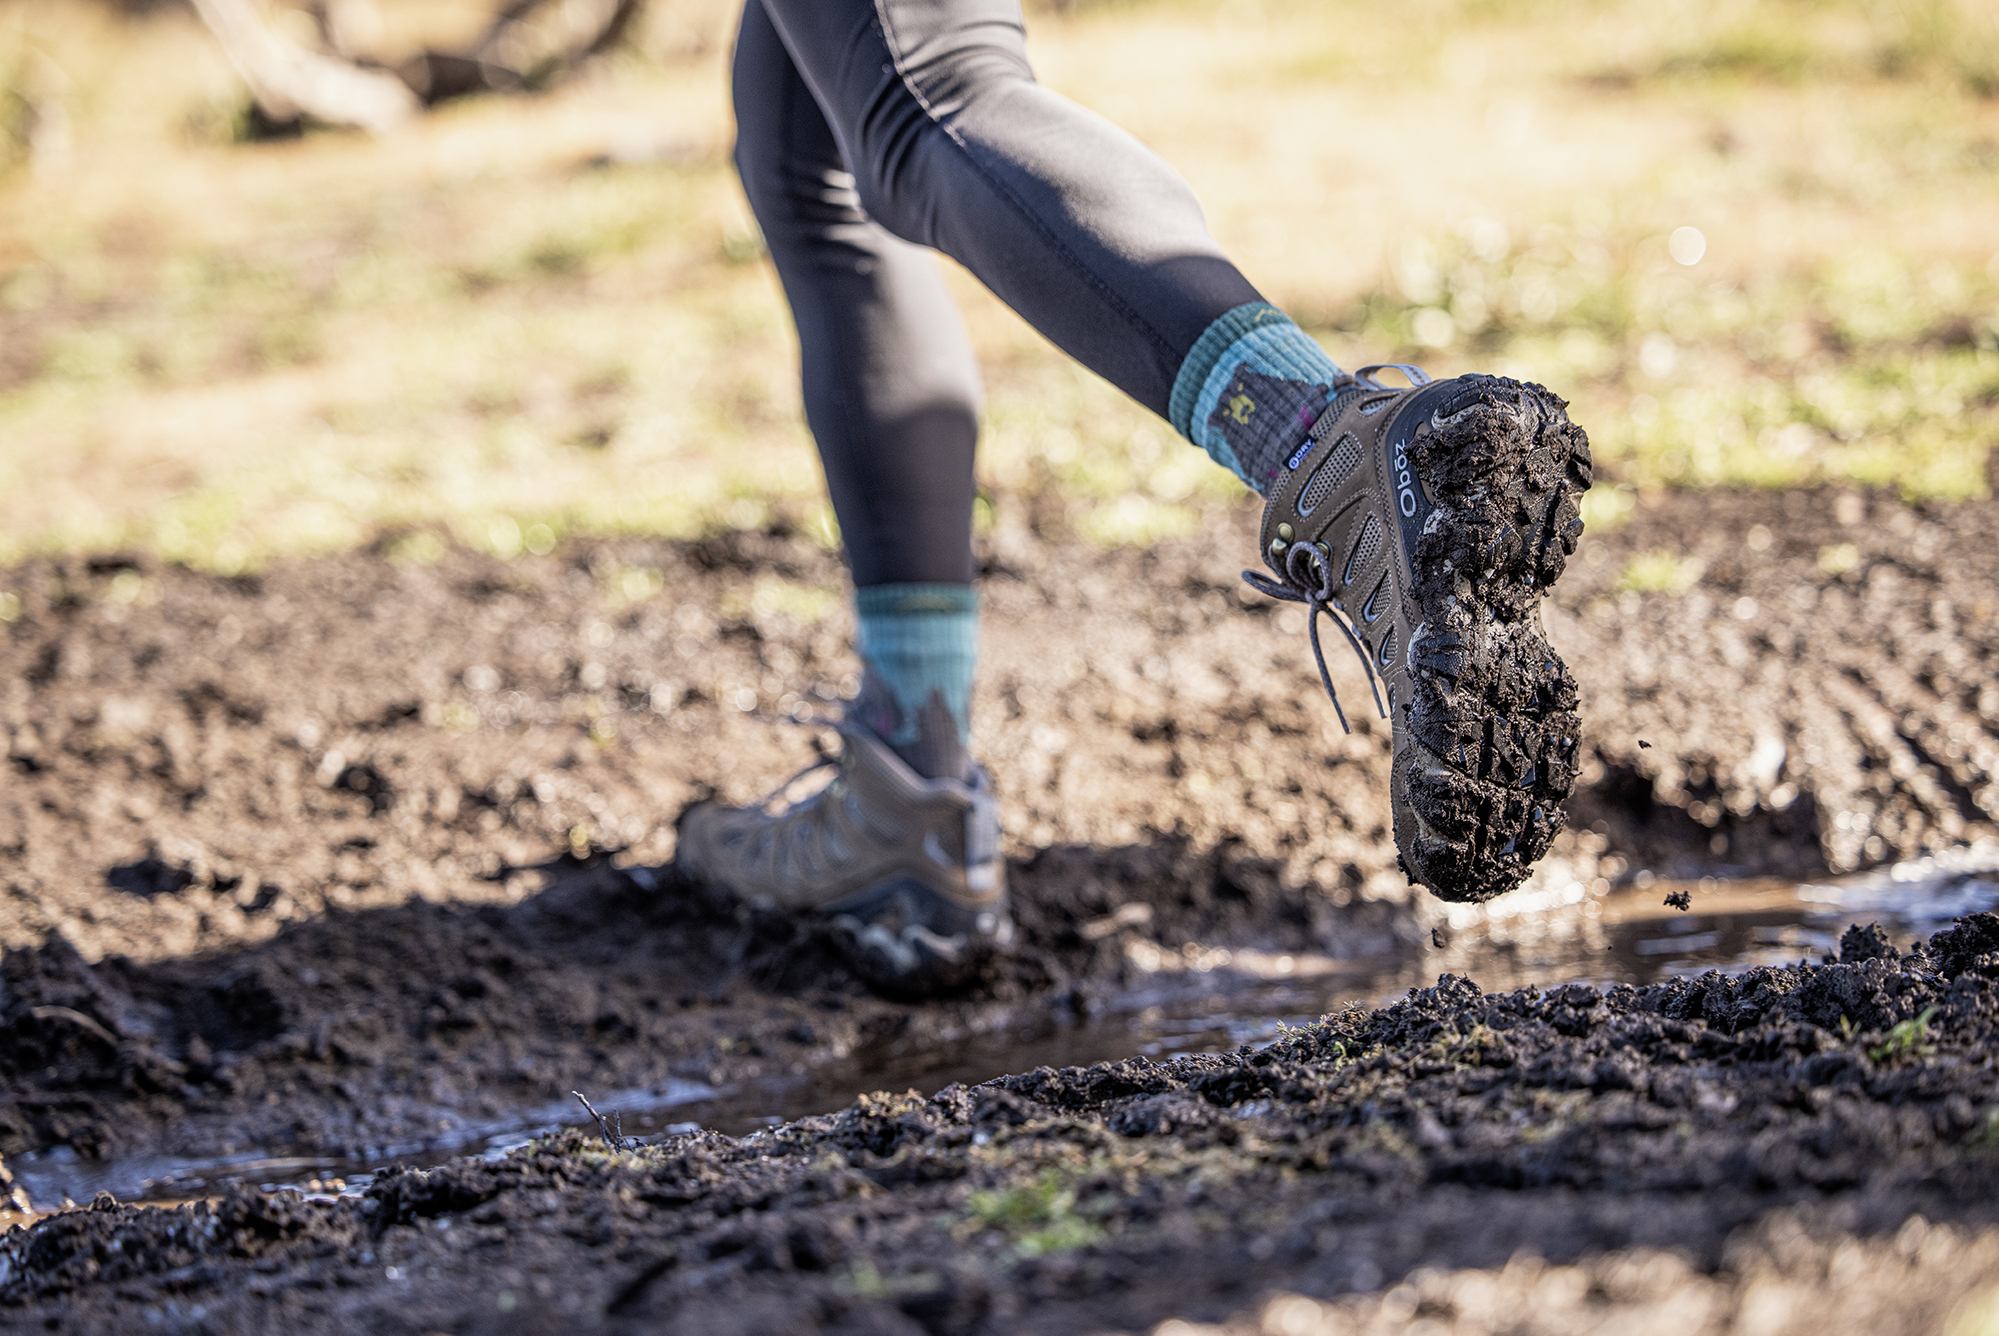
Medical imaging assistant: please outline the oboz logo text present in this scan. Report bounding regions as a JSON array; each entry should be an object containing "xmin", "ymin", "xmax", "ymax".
[{"xmin": 1393, "ymin": 438, "xmax": 1417, "ymax": 517}]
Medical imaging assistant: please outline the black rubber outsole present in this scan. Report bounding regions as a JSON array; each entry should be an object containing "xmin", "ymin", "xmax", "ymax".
[
  {"xmin": 825, "ymin": 875, "xmax": 1012, "ymax": 998},
  {"xmin": 1395, "ymin": 376, "xmax": 1592, "ymax": 903}
]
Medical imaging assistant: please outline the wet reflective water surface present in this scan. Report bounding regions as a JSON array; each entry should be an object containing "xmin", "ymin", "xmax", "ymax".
[{"xmin": 13, "ymin": 847, "xmax": 1997, "ymax": 1214}]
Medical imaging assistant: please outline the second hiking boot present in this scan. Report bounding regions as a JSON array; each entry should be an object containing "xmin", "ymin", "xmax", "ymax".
[
  {"xmin": 675, "ymin": 724, "xmax": 1012, "ymax": 994},
  {"xmin": 1247, "ymin": 366, "xmax": 1592, "ymax": 903}
]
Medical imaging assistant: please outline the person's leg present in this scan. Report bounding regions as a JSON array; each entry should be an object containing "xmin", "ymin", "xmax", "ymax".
[
  {"xmin": 680, "ymin": 1, "xmax": 1009, "ymax": 994},
  {"xmin": 734, "ymin": 0, "xmax": 982, "ymax": 780},
  {"xmin": 754, "ymin": 0, "xmax": 1346, "ymax": 495},
  {"xmin": 748, "ymin": 0, "xmax": 1593, "ymax": 907}
]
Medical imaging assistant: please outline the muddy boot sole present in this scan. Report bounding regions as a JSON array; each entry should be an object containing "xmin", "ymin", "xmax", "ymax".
[
  {"xmin": 1396, "ymin": 375, "xmax": 1592, "ymax": 902},
  {"xmin": 825, "ymin": 875, "xmax": 1014, "ymax": 998}
]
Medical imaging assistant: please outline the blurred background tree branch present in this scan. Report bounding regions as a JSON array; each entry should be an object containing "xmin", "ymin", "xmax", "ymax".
[{"xmin": 188, "ymin": 0, "xmax": 645, "ymax": 134}]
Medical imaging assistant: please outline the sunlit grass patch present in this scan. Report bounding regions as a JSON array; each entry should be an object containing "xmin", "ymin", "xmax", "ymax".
[
  {"xmin": 1617, "ymin": 0, "xmax": 1999, "ymax": 97},
  {"xmin": 1578, "ymin": 483, "xmax": 1637, "ymax": 532},
  {"xmin": 1072, "ymin": 494, "xmax": 1202, "ymax": 548},
  {"xmin": 456, "ymin": 160, "xmax": 708, "ymax": 288},
  {"xmin": 1325, "ymin": 222, "xmax": 1999, "ymax": 502},
  {"xmin": 382, "ymin": 529, "xmax": 447, "ymax": 565},
  {"xmin": 596, "ymin": 559, "xmax": 665, "ymax": 607},
  {"xmin": 718, "ymin": 573, "xmax": 839, "ymax": 626},
  {"xmin": 980, "ymin": 374, "xmax": 1248, "ymax": 510},
  {"xmin": 1618, "ymin": 550, "xmax": 1707, "ymax": 595},
  {"xmin": 3, "ymin": 0, "xmax": 1998, "ymax": 576},
  {"xmin": 1818, "ymin": 542, "xmax": 1862, "ymax": 577}
]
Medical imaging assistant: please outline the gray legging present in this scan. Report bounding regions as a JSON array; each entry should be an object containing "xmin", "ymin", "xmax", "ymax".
[{"xmin": 732, "ymin": 0, "xmax": 1265, "ymax": 587}]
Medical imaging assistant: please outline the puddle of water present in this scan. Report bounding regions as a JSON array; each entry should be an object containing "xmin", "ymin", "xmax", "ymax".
[
  {"xmin": 6, "ymin": 1080, "xmax": 720, "ymax": 1216},
  {"xmin": 13, "ymin": 848, "xmax": 1996, "ymax": 1216}
]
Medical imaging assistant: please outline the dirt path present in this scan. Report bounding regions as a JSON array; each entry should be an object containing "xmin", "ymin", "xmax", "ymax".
[
  {"xmin": 4, "ymin": 485, "xmax": 1999, "ymax": 1174},
  {"xmin": 5, "ymin": 916, "xmax": 1998, "ymax": 1333}
]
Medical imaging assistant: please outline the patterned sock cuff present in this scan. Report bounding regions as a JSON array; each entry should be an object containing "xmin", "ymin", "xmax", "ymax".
[
  {"xmin": 1168, "ymin": 302, "xmax": 1344, "ymax": 490},
  {"xmin": 854, "ymin": 583, "xmax": 980, "ymax": 749}
]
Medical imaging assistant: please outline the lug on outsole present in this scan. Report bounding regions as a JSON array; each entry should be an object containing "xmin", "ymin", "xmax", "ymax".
[
  {"xmin": 1396, "ymin": 376, "xmax": 1592, "ymax": 903},
  {"xmin": 825, "ymin": 875, "xmax": 1012, "ymax": 997}
]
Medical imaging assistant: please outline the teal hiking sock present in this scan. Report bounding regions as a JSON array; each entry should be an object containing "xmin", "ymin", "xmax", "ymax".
[
  {"xmin": 851, "ymin": 583, "xmax": 979, "ymax": 781},
  {"xmin": 1168, "ymin": 301, "xmax": 1346, "ymax": 496}
]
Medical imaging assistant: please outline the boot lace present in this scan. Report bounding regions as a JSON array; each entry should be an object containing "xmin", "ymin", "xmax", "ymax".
[{"xmin": 1242, "ymin": 540, "xmax": 1387, "ymax": 735}]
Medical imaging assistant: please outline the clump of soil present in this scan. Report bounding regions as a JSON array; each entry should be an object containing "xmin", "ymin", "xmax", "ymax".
[
  {"xmin": 6, "ymin": 914, "xmax": 1997, "ymax": 1334},
  {"xmin": 1, "ymin": 485, "xmax": 1996, "ymax": 1174}
]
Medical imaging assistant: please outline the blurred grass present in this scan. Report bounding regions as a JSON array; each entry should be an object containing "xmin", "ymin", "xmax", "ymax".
[{"xmin": 0, "ymin": 0, "xmax": 1995, "ymax": 572}]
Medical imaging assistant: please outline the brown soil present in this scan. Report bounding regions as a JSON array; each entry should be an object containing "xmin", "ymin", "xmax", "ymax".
[
  {"xmin": 5, "ymin": 917, "xmax": 1998, "ymax": 1333},
  {"xmin": 3, "ymin": 483, "xmax": 1999, "ymax": 1328}
]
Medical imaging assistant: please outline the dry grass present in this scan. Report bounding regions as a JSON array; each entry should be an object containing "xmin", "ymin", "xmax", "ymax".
[{"xmin": 1, "ymin": 0, "xmax": 1996, "ymax": 572}]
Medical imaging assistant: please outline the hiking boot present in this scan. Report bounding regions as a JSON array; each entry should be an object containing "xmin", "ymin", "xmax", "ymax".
[
  {"xmin": 675, "ymin": 724, "xmax": 1011, "ymax": 993},
  {"xmin": 1246, "ymin": 366, "xmax": 1592, "ymax": 902}
]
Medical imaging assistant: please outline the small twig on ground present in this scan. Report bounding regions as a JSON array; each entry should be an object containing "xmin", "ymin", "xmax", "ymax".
[
  {"xmin": 572, "ymin": 1091, "xmax": 641, "ymax": 1151},
  {"xmin": 30, "ymin": 1005, "xmax": 122, "ymax": 1049},
  {"xmin": 1078, "ymin": 902, "xmax": 1153, "ymax": 942}
]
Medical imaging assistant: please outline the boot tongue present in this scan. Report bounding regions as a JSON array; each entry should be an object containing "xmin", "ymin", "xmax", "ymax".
[
  {"xmin": 851, "ymin": 671, "xmax": 972, "ymax": 783},
  {"xmin": 902, "ymin": 691, "xmax": 973, "ymax": 784}
]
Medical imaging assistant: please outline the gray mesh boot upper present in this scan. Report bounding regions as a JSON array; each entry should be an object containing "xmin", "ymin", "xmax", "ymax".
[{"xmin": 675, "ymin": 724, "xmax": 1010, "ymax": 992}]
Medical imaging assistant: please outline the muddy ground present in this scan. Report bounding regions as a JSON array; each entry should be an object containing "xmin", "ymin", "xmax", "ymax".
[
  {"xmin": 5, "ymin": 916, "xmax": 1999, "ymax": 1334},
  {"xmin": 3, "ymin": 482, "xmax": 1999, "ymax": 1328}
]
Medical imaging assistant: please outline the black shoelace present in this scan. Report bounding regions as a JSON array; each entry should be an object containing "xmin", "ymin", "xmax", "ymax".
[{"xmin": 1242, "ymin": 540, "xmax": 1387, "ymax": 735}]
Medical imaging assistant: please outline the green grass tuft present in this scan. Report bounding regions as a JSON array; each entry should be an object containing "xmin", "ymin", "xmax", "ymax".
[
  {"xmin": 1870, "ymin": 1005, "xmax": 1941, "ymax": 1062},
  {"xmin": 965, "ymin": 1170, "xmax": 1106, "ymax": 1257}
]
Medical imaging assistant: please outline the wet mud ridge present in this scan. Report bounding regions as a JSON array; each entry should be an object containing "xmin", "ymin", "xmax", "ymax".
[
  {"xmin": 2, "ymin": 485, "xmax": 1998, "ymax": 1174},
  {"xmin": 6, "ymin": 915, "xmax": 1999, "ymax": 1334}
]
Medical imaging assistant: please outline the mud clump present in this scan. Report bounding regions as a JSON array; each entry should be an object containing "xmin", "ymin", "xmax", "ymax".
[
  {"xmin": 1396, "ymin": 377, "xmax": 1591, "ymax": 905},
  {"xmin": 6, "ymin": 917, "xmax": 1998, "ymax": 1333}
]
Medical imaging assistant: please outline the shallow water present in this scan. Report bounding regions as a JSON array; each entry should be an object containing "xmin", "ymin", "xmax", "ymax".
[{"xmin": 12, "ymin": 848, "xmax": 1997, "ymax": 1214}]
